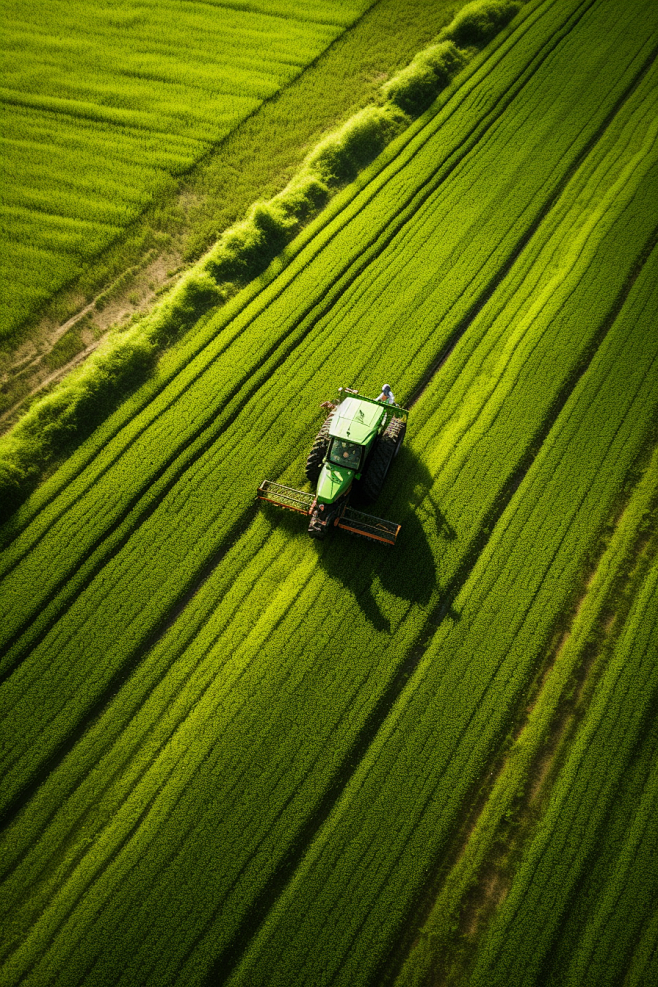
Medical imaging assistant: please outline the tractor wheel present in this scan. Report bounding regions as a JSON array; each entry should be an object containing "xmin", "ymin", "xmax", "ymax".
[
  {"xmin": 361, "ymin": 437, "xmax": 394, "ymax": 502},
  {"xmin": 360, "ymin": 417, "xmax": 406, "ymax": 502},
  {"xmin": 305, "ymin": 412, "xmax": 334, "ymax": 483},
  {"xmin": 386, "ymin": 416, "xmax": 406, "ymax": 457}
]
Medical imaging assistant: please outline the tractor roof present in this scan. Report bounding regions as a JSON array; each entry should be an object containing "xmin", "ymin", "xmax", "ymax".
[{"xmin": 328, "ymin": 396, "xmax": 385, "ymax": 446}]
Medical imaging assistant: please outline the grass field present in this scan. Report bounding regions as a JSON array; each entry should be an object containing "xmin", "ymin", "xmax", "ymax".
[
  {"xmin": 1, "ymin": 0, "xmax": 657, "ymax": 984},
  {"xmin": 0, "ymin": 0, "xmax": 374, "ymax": 344}
]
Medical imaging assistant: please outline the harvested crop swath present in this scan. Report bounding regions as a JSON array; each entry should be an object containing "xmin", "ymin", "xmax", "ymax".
[
  {"xmin": 0, "ymin": 0, "xmax": 372, "ymax": 340},
  {"xmin": 394, "ymin": 443, "xmax": 658, "ymax": 987},
  {"xmin": 0, "ymin": 0, "xmax": 657, "ymax": 983},
  {"xmin": 469, "ymin": 557, "xmax": 658, "ymax": 987}
]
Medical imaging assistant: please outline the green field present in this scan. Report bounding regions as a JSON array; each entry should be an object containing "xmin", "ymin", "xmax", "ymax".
[
  {"xmin": 1, "ymin": 0, "xmax": 657, "ymax": 984},
  {"xmin": 0, "ymin": 0, "xmax": 373, "ymax": 342}
]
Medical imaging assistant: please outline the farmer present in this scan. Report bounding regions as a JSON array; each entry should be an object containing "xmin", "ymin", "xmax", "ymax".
[{"xmin": 376, "ymin": 383, "xmax": 395, "ymax": 405}]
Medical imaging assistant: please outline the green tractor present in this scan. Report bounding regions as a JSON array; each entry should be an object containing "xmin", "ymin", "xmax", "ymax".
[{"xmin": 257, "ymin": 387, "xmax": 408, "ymax": 545}]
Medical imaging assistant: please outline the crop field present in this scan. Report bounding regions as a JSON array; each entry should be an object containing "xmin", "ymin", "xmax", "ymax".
[
  {"xmin": 0, "ymin": 0, "xmax": 373, "ymax": 342},
  {"xmin": 1, "ymin": 0, "xmax": 657, "ymax": 985}
]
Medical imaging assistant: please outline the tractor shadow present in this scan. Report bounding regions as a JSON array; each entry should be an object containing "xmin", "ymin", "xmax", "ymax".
[{"xmin": 314, "ymin": 445, "xmax": 457, "ymax": 633}]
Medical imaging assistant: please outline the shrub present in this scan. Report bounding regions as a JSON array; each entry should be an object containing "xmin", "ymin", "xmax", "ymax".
[
  {"xmin": 0, "ymin": 327, "xmax": 155, "ymax": 514},
  {"xmin": 147, "ymin": 271, "xmax": 225, "ymax": 347},
  {"xmin": 304, "ymin": 104, "xmax": 409, "ymax": 185},
  {"xmin": 382, "ymin": 41, "xmax": 466, "ymax": 115},
  {"xmin": 443, "ymin": 0, "xmax": 521, "ymax": 49}
]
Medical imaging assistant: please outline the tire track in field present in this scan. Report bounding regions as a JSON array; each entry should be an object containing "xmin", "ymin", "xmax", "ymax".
[{"xmin": 0, "ymin": 0, "xmax": 623, "ymax": 681}]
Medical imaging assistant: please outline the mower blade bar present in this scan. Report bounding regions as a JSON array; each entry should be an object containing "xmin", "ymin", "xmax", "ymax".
[
  {"xmin": 257, "ymin": 480, "xmax": 314, "ymax": 515},
  {"xmin": 337, "ymin": 506, "xmax": 400, "ymax": 546}
]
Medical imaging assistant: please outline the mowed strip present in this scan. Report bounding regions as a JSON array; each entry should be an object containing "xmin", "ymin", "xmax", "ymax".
[
  {"xmin": 395, "ymin": 444, "xmax": 658, "ymax": 987},
  {"xmin": 469, "ymin": 556, "xmax": 658, "ymax": 987},
  {"xmin": 2, "ymin": 18, "xmax": 657, "ymax": 987},
  {"xmin": 0, "ymin": 0, "xmax": 372, "ymax": 339}
]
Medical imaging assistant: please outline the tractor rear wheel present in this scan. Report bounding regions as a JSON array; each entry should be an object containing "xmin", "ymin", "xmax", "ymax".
[
  {"xmin": 305, "ymin": 412, "xmax": 334, "ymax": 483},
  {"xmin": 387, "ymin": 416, "xmax": 406, "ymax": 457},
  {"xmin": 360, "ymin": 417, "xmax": 406, "ymax": 502}
]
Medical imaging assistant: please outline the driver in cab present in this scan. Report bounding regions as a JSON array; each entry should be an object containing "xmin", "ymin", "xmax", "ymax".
[{"xmin": 377, "ymin": 384, "xmax": 395, "ymax": 405}]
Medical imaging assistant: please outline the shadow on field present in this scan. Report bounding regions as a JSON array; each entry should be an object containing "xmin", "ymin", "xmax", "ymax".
[{"xmin": 276, "ymin": 445, "xmax": 457, "ymax": 632}]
